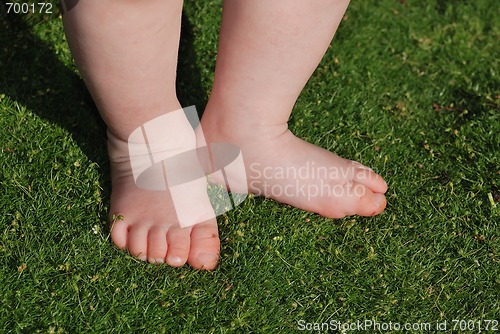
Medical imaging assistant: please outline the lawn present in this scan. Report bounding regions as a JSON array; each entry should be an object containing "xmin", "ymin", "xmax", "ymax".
[{"xmin": 1, "ymin": 0, "xmax": 498, "ymax": 332}]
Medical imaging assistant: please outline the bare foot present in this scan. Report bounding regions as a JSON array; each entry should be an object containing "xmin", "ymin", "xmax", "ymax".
[
  {"xmin": 106, "ymin": 113, "xmax": 220, "ymax": 270},
  {"xmin": 201, "ymin": 106, "xmax": 388, "ymax": 219}
]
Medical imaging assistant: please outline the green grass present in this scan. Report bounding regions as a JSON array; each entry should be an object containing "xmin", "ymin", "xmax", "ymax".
[{"xmin": 1, "ymin": 0, "xmax": 499, "ymax": 332}]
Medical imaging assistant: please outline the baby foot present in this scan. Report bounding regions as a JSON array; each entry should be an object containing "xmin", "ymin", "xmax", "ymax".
[
  {"xmin": 201, "ymin": 109, "xmax": 387, "ymax": 219},
  {"xmin": 106, "ymin": 110, "xmax": 220, "ymax": 269}
]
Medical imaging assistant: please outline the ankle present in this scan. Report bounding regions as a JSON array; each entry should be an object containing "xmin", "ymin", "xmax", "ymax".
[
  {"xmin": 107, "ymin": 130, "xmax": 130, "ymax": 164},
  {"xmin": 202, "ymin": 101, "xmax": 289, "ymax": 145},
  {"xmin": 107, "ymin": 108, "xmax": 197, "ymax": 167}
]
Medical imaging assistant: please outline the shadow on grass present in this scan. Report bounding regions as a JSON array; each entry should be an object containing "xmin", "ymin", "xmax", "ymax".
[
  {"xmin": 0, "ymin": 7, "xmax": 105, "ymax": 164},
  {"xmin": 0, "ymin": 6, "xmax": 208, "ymax": 202},
  {"xmin": 435, "ymin": 0, "xmax": 462, "ymax": 15}
]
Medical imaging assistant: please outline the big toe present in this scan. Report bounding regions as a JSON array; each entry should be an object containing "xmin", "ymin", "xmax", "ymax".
[
  {"xmin": 356, "ymin": 189, "xmax": 387, "ymax": 216},
  {"xmin": 352, "ymin": 164, "xmax": 388, "ymax": 194},
  {"xmin": 321, "ymin": 181, "xmax": 387, "ymax": 218},
  {"xmin": 187, "ymin": 219, "xmax": 220, "ymax": 270}
]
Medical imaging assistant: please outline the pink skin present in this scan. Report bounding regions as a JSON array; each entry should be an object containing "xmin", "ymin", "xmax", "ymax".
[
  {"xmin": 63, "ymin": 0, "xmax": 219, "ymax": 269},
  {"xmin": 62, "ymin": 0, "xmax": 387, "ymax": 270},
  {"xmin": 201, "ymin": 0, "xmax": 386, "ymax": 219}
]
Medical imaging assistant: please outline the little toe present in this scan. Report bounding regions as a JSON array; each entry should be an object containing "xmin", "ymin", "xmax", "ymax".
[
  {"xmin": 187, "ymin": 219, "xmax": 220, "ymax": 270},
  {"xmin": 166, "ymin": 227, "xmax": 191, "ymax": 267},
  {"xmin": 127, "ymin": 224, "xmax": 149, "ymax": 261},
  {"xmin": 110, "ymin": 219, "xmax": 129, "ymax": 250},
  {"xmin": 147, "ymin": 226, "xmax": 168, "ymax": 263}
]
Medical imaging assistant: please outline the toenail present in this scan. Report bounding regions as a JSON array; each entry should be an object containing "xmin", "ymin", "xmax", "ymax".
[
  {"xmin": 168, "ymin": 256, "xmax": 184, "ymax": 266},
  {"xmin": 137, "ymin": 254, "xmax": 147, "ymax": 261},
  {"xmin": 356, "ymin": 165, "xmax": 374, "ymax": 172},
  {"xmin": 196, "ymin": 252, "xmax": 218, "ymax": 265},
  {"xmin": 152, "ymin": 258, "xmax": 164, "ymax": 264},
  {"xmin": 373, "ymin": 194, "xmax": 386, "ymax": 208}
]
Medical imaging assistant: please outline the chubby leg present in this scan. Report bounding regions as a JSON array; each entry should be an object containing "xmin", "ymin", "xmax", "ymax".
[
  {"xmin": 63, "ymin": 0, "xmax": 219, "ymax": 269},
  {"xmin": 202, "ymin": 0, "xmax": 387, "ymax": 218}
]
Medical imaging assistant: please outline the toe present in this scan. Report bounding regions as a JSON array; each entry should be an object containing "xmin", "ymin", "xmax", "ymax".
[
  {"xmin": 166, "ymin": 227, "xmax": 191, "ymax": 267},
  {"xmin": 353, "ymin": 166, "xmax": 388, "ymax": 194},
  {"xmin": 353, "ymin": 184, "xmax": 387, "ymax": 217},
  {"xmin": 127, "ymin": 224, "xmax": 149, "ymax": 261},
  {"xmin": 147, "ymin": 226, "xmax": 168, "ymax": 263},
  {"xmin": 110, "ymin": 218, "xmax": 129, "ymax": 250},
  {"xmin": 187, "ymin": 219, "xmax": 220, "ymax": 270},
  {"xmin": 320, "ymin": 181, "xmax": 387, "ymax": 218}
]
